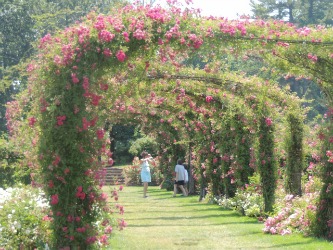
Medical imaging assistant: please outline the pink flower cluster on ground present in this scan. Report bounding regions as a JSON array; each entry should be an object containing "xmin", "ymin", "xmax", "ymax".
[{"xmin": 263, "ymin": 179, "xmax": 319, "ymax": 236}]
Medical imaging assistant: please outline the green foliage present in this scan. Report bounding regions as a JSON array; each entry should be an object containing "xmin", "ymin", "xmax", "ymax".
[
  {"xmin": 279, "ymin": 77, "xmax": 327, "ymax": 121},
  {"xmin": 0, "ymin": 0, "xmax": 129, "ymax": 133},
  {"xmin": 250, "ymin": 0, "xmax": 333, "ymax": 26},
  {"xmin": 314, "ymin": 116, "xmax": 333, "ymax": 240},
  {"xmin": 0, "ymin": 0, "xmax": 45, "ymax": 131},
  {"xmin": 216, "ymin": 106, "xmax": 255, "ymax": 198},
  {"xmin": 110, "ymin": 124, "xmax": 135, "ymax": 165},
  {"xmin": 258, "ymin": 107, "xmax": 277, "ymax": 213},
  {"xmin": 223, "ymin": 55, "xmax": 326, "ymax": 122},
  {"xmin": 0, "ymin": 0, "xmax": 36, "ymax": 67},
  {"xmin": 124, "ymin": 165, "xmax": 141, "ymax": 186},
  {"xmin": 235, "ymin": 191, "xmax": 264, "ymax": 217},
  {"xmin": 215, "ymin": 173, "xmax": 264, "ymax": 217},
  {"xmin": 0, "ymin": 136, "xmax": 27, "ymax": 188},
  {"xmin": 205, "ymin": 157, "xmax": 223, "ymax": 197},
  {"xmin": 0, "ymin": 185, "xmax": 52, "ymax": 249},
  {"xmin": 219, "ymin": 115, "xmax": 237, "ymax": 198},
  {"xmin": 114, "ymin": 140, "xmax": 132, "ymax": 164},
  {"xmin": 160, "ymin": 177, "xmax": 174, "ymax": 191},
  {"xmin": 157, "ymin": 151, "xmax": 175, "ymax": 191},
  {"xmin": 284, "ymin": 111, "xmax": 304, "ymax": 196},
  {"xmin": 128, "ymin": 136, "xmax": 158, "ymax": 157},
  {"xmin": 232, "ymin": 113, "xmax": 255, "ymax": 185}
]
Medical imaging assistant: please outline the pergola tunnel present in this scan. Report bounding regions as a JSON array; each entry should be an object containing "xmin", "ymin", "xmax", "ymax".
[{"xmin": 8, "ymin": 2, "xmax": 333, "ymax": 248}]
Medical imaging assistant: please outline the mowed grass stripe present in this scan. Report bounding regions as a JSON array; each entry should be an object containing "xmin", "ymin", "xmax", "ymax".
[{"xmin": 106, "ymin": 186, "xmax": 333, "ymax": 250}]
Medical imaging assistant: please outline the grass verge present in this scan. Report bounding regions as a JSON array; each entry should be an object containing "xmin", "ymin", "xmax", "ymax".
[{"xmin": 106, "ymin": 185, "xmax": 333, "ymax": 250}]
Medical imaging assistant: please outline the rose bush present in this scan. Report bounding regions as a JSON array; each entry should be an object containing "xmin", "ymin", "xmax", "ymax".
[{"xmin": 263, "ymin": 175, "xmax": 322, "ymax": 236}]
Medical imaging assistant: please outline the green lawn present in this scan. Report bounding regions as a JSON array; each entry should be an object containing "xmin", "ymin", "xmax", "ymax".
[{"xmin": 107, "ymin": 186, "xmax": 333, "ymax": 250}]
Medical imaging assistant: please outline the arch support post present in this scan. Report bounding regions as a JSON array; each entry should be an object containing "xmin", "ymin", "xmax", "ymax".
[
  {"xmin": 258, "ymin": 110, "xmax": 277, "ymax": 213},
  {"xmin": 285, "ymin": 112, "xmax": 304, "ymax": 196},
  {"xmin": 315, "ymin": 111, "xmax": 333, "ymax": 240}
]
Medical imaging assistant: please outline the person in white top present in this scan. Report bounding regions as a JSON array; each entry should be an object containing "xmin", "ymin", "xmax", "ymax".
[{"xmin": 173, "ymin": 159, "xmax": 187, "ymax": 197}]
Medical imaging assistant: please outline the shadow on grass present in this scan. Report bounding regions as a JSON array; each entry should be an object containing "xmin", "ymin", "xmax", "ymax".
[
  {"xmin": 119, "ymin": 201, "xmax": 177, "ymax": 207},
  {"xmin": 180, "ymin": 202, "xmax": 221, "ymax": 207},
  {"xmin": 108, "ymin": 186, "xmax": 333, "ymax": 249},
  {"xmin": 236, "ymin": 231, "xmax": 262, "ymax": 236},
  {"xmin": 143, "ymin": 187, "xmax": 168, "ymax": 192},
  {"xmin": 256, "ymin": 239, "xmax": 324, "ymax": 249},
  {"xmin": 125, "ymin": 212, "xmax": 260, "ymax": 224},
  {"xmin": 125, "ymin": 220, "xmax": 260, "ymax": 227},
  {"xmin": 154, "ymin": 195, "xmax": 188, "ymax": 200},
  {"xmin": 126, "ymin": 223, "xmax": 225, "ymax": 227}
]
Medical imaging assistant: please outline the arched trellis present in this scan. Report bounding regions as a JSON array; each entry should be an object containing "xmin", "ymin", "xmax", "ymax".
[
  {"xmin": 106, "ymin": 69, "xmax": 304, "ymax": 206},
  {"xmin": 8, "ymin": 2, "xmax": 333, "ymax": 247}
]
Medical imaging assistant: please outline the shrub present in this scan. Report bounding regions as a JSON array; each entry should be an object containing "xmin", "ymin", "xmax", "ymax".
[
  {"xmin": 0, "ymin": 185, "xmax": 52, "ymax": 249},
  {"xmin": 124, "ymin": 157, "xmax": 162, "ymax": 186},
  {"xmin": 214, "ymin": 195, "xmax": 235, "ymax": 209},
  {"xmin": 0, "ymin": 184, "xmax": 126, "ymax": 249},
  {"xmin": 215, "ymin": 190, "xmax": 264, "ymax": 217},
  {"xmin": 215, "ymin": 174, "xmax": 264, "ymax": 217},
  {"xmin": 0, "ymin": 137, "xmax": 27, "ymax": 188},
  {"xmin": 160, "ymin": 177, "xmax": 174, "ymax": 191},
  {"xmin": 128, "ymin": 137, "xmax": 158, "ymax": 157},
  {"xmin": 124, "ymin": 164, "xmax": 141, "ymax": 186},
  {"xmin": 263, "ymin": 176, "xmax": 321, "ymax": 236}
]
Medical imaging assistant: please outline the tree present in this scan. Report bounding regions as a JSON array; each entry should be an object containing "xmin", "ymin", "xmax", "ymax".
[
  {"xmin": 0, "ymin": 0, "xmax": 129, "ymax": 135},
  {"xmin": 250, "ymin": 0, "xmax": 333, "ymax": 26},
  {"xmin": 110, "ymin": 124, "xmax": 136, "ymax": 164},
  {"xmin": 250, "ymin": 0, "xmax": 296, "ymax": 21},
  {"xmin": 297, "ymin": 0, "xmax": 333, "ymax": 26},
  {"xmin": 0, "ymin": 0, "xmax": 38, "ymax": 133},
  {"xmin": 138, "ymin": 0, "xmax": 157, "ymax": 5}
]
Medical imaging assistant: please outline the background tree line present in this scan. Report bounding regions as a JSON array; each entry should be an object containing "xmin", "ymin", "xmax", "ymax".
[
  {"xmin": 250, "ymin": 0, "xmax": 333, "ymax": 26},
  {"xmin": 0, "ymin": 0, "xmax": 129, "ymax": 133}
]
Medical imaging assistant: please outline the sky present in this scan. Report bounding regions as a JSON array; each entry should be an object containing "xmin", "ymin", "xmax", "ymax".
[{"xmin": 154, "ymin": 0, "xmax": 253, "ymax": 19}]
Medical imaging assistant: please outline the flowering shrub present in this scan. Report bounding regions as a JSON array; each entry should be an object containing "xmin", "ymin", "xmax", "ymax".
[
  {"xmin": 124, "ymin": 157, "xmax": 162, "ymax": 186},
  {"xmin": 0, "ymin": 186, "xmax": 51, "ymax": 249},
  {"xmin": 216, "ymin": 190, "xmax": 264, "ymax": 217},
  {"xmin": 0, "ymin": 185, "xmax": 125, "ymax": 249},
  {"xmin": 124, "ymin": 164, "xmax": 141, "ymax": 186},
  {"xmin": 215, "ymin": 174, "xmax": 264, "ymax": 217},
  {"xmin": 215, "ymin": 195, "xmax": 234, "ymax": 209},
  {"xmin": 263, "ymin": 176, "xmax": 321, "ymax": 236}
]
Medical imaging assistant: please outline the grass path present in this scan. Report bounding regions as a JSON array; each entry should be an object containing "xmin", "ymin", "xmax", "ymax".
[{"xmin": 107, "ymin": 186, "xmax": 332, "ymax": 250}]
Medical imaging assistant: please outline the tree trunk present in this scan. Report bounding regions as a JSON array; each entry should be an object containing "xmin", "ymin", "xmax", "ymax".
[{"xmin": 308, "ymin": 0, "xmax": 314, "ymax": 23}]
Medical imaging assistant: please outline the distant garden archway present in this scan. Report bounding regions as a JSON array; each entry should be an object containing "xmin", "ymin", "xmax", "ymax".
[{"xmin": 8, "ymin": 2, "xmax": 333, "ymax": 248}]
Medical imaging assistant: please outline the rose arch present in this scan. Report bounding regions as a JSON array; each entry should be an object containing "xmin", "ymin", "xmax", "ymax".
[
  {"xmin": 7, "ymin": 1, "xmax": 333, "ymax": 248},
  {"xmin": 107, "ymin": 67, "xmax": 304, "ymax": 203}
]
